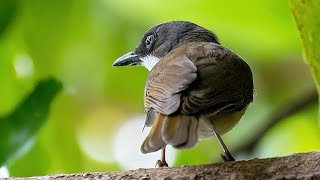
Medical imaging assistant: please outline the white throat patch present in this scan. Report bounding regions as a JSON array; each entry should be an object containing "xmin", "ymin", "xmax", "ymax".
[{"xmin": 140, "ymin": 55, "xmax": 160, "ymax": 71}]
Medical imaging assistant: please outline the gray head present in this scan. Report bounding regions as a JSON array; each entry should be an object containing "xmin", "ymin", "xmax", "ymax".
[{"xmin": 113, "ymin": 21, "xmax": 219, "ymax": 71}]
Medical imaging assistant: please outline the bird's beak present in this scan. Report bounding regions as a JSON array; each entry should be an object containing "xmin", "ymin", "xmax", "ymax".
[{"xmin": 112, "ymin": 52, "xmax": 142, "ymax": 66}]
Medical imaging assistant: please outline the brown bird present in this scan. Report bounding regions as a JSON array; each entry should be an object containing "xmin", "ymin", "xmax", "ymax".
[{"xmin": 113, "ymin": 21, "xmax": 254, "ymax": 167}]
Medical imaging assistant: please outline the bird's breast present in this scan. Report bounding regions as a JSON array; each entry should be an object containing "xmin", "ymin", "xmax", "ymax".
[{"xmin": 197, "ymin": 107, "xmax": 247, "ymax": 139}]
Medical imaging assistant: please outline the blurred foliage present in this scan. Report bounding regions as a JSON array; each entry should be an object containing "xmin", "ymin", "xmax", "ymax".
[
  {"xmin": 0, "ymin": 0, "xmax": 319, "ymax": 177},
  {"xmin": 290, "ymin": 0, "xmax": 320, "ymax": 116},
  {"xmin": 0, "ymin": 0, "xmax": 16, "ymax": 36},
  {"xmin": 0, "ymin": 78, "xmax": 62, "ymax": 166}
]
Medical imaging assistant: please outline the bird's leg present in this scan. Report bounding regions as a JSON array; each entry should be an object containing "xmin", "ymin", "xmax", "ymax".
[
  {"xmin": 212, "ymin": 127, "xmax": 235, "ymax": 162},
  {"xmin": 155, "ymin": 146, "xmax": 169, "ymax": 167}
]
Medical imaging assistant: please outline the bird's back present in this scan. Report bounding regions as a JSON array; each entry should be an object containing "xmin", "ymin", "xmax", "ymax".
[{"xmin": 167, "ymin": 42, "xmax": 254, "ymax": 116}]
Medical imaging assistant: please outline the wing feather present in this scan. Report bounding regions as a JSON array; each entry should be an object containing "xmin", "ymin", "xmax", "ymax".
[{"xmin": 144, "ymin": 55, "xmax": 197, "ymax": 115}]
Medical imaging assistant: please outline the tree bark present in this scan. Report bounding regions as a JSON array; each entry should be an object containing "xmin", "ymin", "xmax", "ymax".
[{"xmin": 3, "ymin": 151, "xmax": 320, "ymax": 180}]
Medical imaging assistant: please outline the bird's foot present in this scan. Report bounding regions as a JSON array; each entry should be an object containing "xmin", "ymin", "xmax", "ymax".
[
  {"xmin": 155, "ymin": 159, "xmax": 169, "ymax": 168},
  {"xmin": 220, "ymin": 151, "xmax": 235, "ymax": 162}
]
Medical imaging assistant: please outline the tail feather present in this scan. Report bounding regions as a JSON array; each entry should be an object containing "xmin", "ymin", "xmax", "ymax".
[
  {"xmin": 141, "ymin": 113, "xmax": 166, "ymax": 154},
  {"xmin": 175, "ymin": 116, "xmax": 198, "ymax": 149},
  {"xmin": 141, "ymin": 112, "xmax": 199, "ymax": 154},
  {"xmin": 162, "ymin": 115, "xmax": 189, "ymax": 146}
]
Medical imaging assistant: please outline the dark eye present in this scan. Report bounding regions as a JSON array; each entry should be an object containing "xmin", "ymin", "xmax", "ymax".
[{"xmin": 145, "ymin": 35, "xmax": 154, "ymax": 49}]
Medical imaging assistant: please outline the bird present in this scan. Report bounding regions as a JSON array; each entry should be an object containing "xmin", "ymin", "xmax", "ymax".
[{"xmin": 113, "ymin": 21, "xmax": 254, "ymax": 167}]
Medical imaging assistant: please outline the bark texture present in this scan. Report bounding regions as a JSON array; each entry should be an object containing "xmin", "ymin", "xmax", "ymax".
[{"xmin": 3, "ymin": 151, "xmax": 320, "ymax": 180}]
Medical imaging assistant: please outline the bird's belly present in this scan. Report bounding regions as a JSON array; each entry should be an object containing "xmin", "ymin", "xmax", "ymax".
[{"xmin": 197, "ymin": 108, "xmax": 247, "ymax": 139}]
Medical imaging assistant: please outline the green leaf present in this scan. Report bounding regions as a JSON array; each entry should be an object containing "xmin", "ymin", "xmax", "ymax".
[
  {"xmin": 290, "ymin": 0, "xmax": 320, "ymax": 118},
  {"xmin": 0, "ymin": 77, "xmax": 62, "ymax": 166}
]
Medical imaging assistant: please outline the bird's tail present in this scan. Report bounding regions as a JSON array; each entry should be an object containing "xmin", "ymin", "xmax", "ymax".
[{"xmin": 141, "ymin": 113, "xmax": 198, "ymax": 154}]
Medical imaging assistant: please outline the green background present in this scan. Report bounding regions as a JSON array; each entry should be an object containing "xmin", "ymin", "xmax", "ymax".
[{"xmin": 0, "ymin": 0, "xmax": 319, "ymax": 177}]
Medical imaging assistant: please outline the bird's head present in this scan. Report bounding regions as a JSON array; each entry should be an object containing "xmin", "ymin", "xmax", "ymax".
[{"xmin": 113, "ymin": 21, "xmax": 219, "ymax": 71}]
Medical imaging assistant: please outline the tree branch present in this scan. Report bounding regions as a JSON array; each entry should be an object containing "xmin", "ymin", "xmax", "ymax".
[{"xmin": 3, "ymin": 151, "xmax": 320, "ymax": 180}]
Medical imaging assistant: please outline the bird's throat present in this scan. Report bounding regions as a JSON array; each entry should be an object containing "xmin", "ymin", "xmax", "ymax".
[{"xmin": 141, "ymin": 55, "xmax": 160, "ymax": 71}]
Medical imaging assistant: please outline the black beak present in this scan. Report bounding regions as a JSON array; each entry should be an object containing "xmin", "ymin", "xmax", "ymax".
[{"xmin": 112, "ymin": 52, "xmax": 142, "ymax": 66}]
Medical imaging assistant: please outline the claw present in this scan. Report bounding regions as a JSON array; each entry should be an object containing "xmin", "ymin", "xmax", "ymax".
[
  {"xmin": 220, "ymin": 153, "xmax": 235, "ymax": 162},
  {"xmin": 155, "ymin": 160, "xmax": 168, "ymax": 168}
]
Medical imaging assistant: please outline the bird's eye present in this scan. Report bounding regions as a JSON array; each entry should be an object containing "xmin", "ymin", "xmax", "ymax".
[{"xmin": 145, "ymin": 35, "xmax": 155, "ymax": 49}]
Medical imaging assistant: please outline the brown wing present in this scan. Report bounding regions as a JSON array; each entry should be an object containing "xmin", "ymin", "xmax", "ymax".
[
  {"xmin": 179, "ymin": 43, "xmax": 254, "ymax": 115},
  {"xmin": 144, "ymin": 54, "xmax": 197, "ymax": 116}
]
